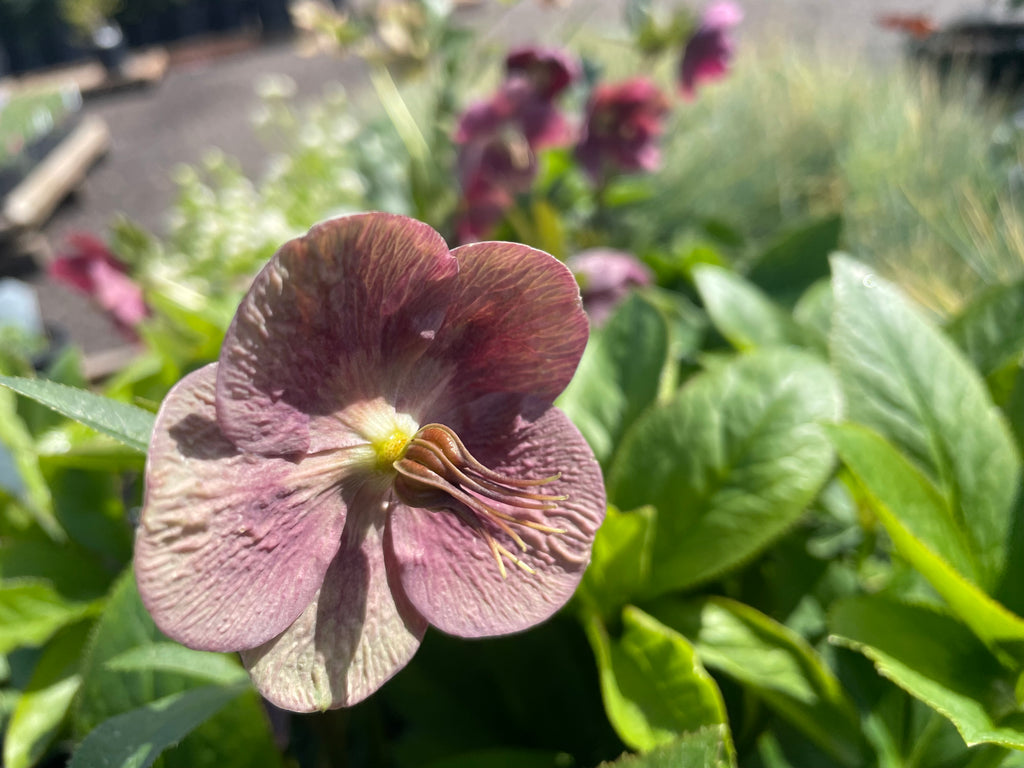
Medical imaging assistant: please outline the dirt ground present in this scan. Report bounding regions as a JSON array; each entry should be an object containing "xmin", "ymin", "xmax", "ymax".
[{"xmin": 4, "ymin": 0, "xmax": 992, "ymax": 360}]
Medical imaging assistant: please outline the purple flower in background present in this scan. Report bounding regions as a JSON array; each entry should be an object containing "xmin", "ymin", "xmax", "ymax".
[
  {"xmin": 505, "ymin": 45, "xmax": 580, "ymax": 100},
  {"xmin": 135, "ymin": 213, "xmax": 605, "ymax": 712},
  {"xmin": 568, "ymin": 248, "xmax": 653, "ymax": 326},
  {"xmin": 679, "ymin": 1, "xmax": 743, "ymax": 100},
  {"xmin": 49, "ymin": 232, "xmax": 148, "ymax": 338},
  {"xmin": 454, "ymin": 78, "xmax": 573, "ymax": 241},
  {"xmin": 574, "ymin": 78, "xmax": 670, "ymax": 184}
]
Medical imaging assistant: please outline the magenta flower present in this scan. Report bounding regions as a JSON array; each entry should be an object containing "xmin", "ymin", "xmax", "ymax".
[
  {"xmin": 568, "ymin": 249, "xmax": 654, "ymax": 326},
  {"xmin": 135, "ymin": 213, "xmax": 605, "ymax": 712},
  {"xmin": 49, "ymin": 232, "xmax": 148, "ymax": 338},
  {"xmin": 574, "ymin": 78, "xmax": 670, "ymax": 184},
  {"xmin": 679, "ymin": 1, "xmax": 743, "ymax": 100},
  {"xmin": 505, "ymin": 46, "xmax": 580, "ymax": 100}
]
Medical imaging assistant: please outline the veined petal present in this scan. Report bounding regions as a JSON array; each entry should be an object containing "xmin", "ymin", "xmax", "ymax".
[
  {"xmin": 242, "ymin": 486, "xmax": 427, "ymax": 711},
  {"xmin": 135, "ymin": 364, "xmax": 349, "ymax": 652},
  {"xmin": 387, "ymin": 395, "xmax": 605, "ymax": 637},
  {"xmin": 216, "ymin": 213, "xmax": 459, "ymax": 456},
  {"xmin": 432, "ymin": 243, "xmax": 588, "ymax": 407}
]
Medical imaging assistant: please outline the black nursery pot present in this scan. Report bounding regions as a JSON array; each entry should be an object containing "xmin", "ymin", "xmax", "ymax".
[
  {"xmin": 914, "ymin": 20, "xmax": 1024, "ymax": 94},
  {"xmin": 91, "ymin": 21, "xmax": 127, "ymax": 76}
]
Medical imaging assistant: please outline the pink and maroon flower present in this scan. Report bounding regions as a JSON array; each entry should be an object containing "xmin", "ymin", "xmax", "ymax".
[
  {"xmin": 135, "ymin": 213, "xmax": 605, "ymax": 711},
  {"xmin": 679, "ymin": 1, "xmax": 743, "ymax": 100},
  {"xmin": 454, "ymin": 77, "xmax": 573, "ymax": 242},
  {"xmin": 48, "ymin": 232, "xmax": 148, "ymax": 338},
  {"xmin": 568, "ymin": 248, "xmax": 653, "ymax": 326},
  {"xmin": 574, "ymin": 78, "xmax": 670, "ymax": 184},
  {"xmin": 505, "ymin": 46, "xmax": 580, "ymax": 100}
]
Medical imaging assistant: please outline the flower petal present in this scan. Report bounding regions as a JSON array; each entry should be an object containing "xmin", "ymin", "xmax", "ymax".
[
  {"xmin": 387, "ymin": 394, "xmax": 605, "ymax": 637},
  {"xmin": 135, "ymin": 364, "xmax": 348, "ymax": 652},
  {"xmin": 216, "ymin": 213, "xmax": 459, "ymax": 456},
  {"xmin": 242, "ymin": 487, "xmax": 427, "ymax": 711},
  {"xmin": 432, "ymin": 243, "xmax": 588, "ymax": 406}
]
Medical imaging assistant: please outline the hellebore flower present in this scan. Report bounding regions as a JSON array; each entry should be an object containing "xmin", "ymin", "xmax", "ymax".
[
  {"xmin": 49, "ymin": 232, "xmax": 148, "ymax": 338},
  {"xmin": 679, "ymin": 0, "xmax": 743, "ymax": 100},
  {"xmin": 568, "ymin": 248, "xmax": 653, "ymax": 326},
  {"xmin": 505, "ymin": 46, "xmax": 581, "ymax": 101},
  {"xmin": 135, "ymin": 212, "xmax": 606, "ymax": 712},
  {"xmin": 574, "ymin": 78, "xmax": 670, "ymax": 184},
  {"xmin": 454, "ymin": 78, "xmax": 573, "ymax": 241}
]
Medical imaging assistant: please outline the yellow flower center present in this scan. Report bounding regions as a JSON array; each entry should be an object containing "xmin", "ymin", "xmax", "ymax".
[{"xmin": 372, "ymin": 429, "xmax": 412, "ymax": 473}]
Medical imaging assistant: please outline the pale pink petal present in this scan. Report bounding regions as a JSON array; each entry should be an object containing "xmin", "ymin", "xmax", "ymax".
[
  {"xmin": 429, "ymin": 243, "xmax": 588, "ymax": 408},
  {"xmin": 242, "ymin": 487, "xmax": 427, "ymax": 711},
  {"xmin": 135, "ymin": 364, "xmax": 348, "ymax": 652},
  {"xmin": 387, "ymin": 395, "xmax": 605, "ymax": 638},
  {"xmin": 216, "ymin": 213, "xmax": 459, "ymax": 456}
]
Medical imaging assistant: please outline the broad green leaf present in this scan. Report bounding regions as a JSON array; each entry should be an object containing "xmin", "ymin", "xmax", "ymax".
[
  {"xmin": 792, "ymin": 279, "xmax": 832, "ymax": 356},
  {"xmin": 68, "ymin": 684, "xmax": 248, "ymax": 768},
  {"xmin": 580, "ymin": 505, "xmax": 656, "ymax": 618},
  {"xmin": 0, "ymin": 376, "xmax": 154, "ymax": 453},
  {"xmin": 599, "ymin": 726, "xmax": 734, "ymax": 767},
  {"xmin": 829, "ymin": 423, "xmax": 1024, "ymax": 651},
  {"xmin": 747, "ymin": 214, "xmax": 842, "ymax": 301},
  {"xmin": 830, "ymin": 256, "xmax": 1021, "ymax": 589},
  {"xmin": 829, "ymin": 423, "xmax": 979, "ymax": 582},
  {"xmin": 946, "ymin": 279, "xmax": 1024, "ymax": 377},
  {"xmin": 104, "ymin": 644, "xmax": 247, "ymax": 685},
  {"xmin": 0, "ymin": 385, "xmax": 61, "ymax": 539},
  {"xmin": 693, "ymin": 266, "xmax": 804, "ymax": 351},
  {"xmin": 559, "ymin": 292, "xmax": 671, "ymax": 466},
  {"xmin": 0, "ymin": 581, "xmax": 101, "ymax": 655},
  {"xmin": 652, "ymin": 596, "xmax": 867, "ymax": 766},
  {"xmin": 4, "ymin": 622, "xmax": 90, "ymax": 768},
  {"xmin": 75, "ymin": 571, "xmax": 282, "ymax": 768},
  {"xmin": 830, "ymin": 596, "xmax": 1024, "ymax": 749},
  {"xmin": 608, "ymin": 349, "xmax": 839, "ymax": 595},
  {"xmin": 584, "ymin": 606, "xmax": 730, "ymax": 753}
]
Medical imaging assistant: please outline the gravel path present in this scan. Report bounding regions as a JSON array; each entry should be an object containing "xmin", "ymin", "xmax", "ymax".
[{"xmin": 10, "ymin": 0, "xmax": 989, "ymax": 359}]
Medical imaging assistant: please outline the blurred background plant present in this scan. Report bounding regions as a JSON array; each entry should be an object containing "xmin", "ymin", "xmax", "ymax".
[{"xmin": 5, "ymin": 1, "xmax": 1024, "ymax": 767}]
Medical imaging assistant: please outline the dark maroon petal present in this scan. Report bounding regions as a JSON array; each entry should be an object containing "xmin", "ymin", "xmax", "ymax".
[
  {"xmin": 506, "ymin": 46, "xmax": 580, "ymax": 99},
  {"xmin": 242, "ymin": 486, "xmax": 427, "ymax": 711},
  {"xmin": 430, "ymin": 242, "xmax": 588, "ymax": 408},
  {"xmin": 216, "ymin": 213, "xmax": 459, "ymax": 456},
  {"xmin": 387, "ymin": 395, "xmax": 605, "ymax": 637},
  {"xmin": 135, "ymin": 365, "xmax": 348, "ymax": 652}
]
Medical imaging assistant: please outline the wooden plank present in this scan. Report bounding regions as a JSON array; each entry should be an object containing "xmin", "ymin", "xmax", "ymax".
[{"xmin": 2, "ymin": 115, "xmax": 110, "ymax": 233}]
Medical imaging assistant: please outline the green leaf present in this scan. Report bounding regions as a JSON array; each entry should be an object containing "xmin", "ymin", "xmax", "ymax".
[
  {"xmin": 829, "ymin": 596, "xmax": 1024, "ymax": 749},
  {"xmin": 75, "ymin": 571, "xmax": 282, "ymax": 768},
  {"xmin": 791, "ymin": 279, "xmax": 832, "ymax": 356},
  {"xmin": 0, "ymin": 376, "xmax": 154, "ymax": 453},
  {"xmin": 559, "ymin": 292, "xmax": 672, "ymax": 466},
  {"xmin": 0, "ymin": 581, "xmax": 101, "ymax": 655},
  {"xmin": 946, "ymin": 279, "xmax": 1024, "ymax": 377},
  {"xmin": 651, "ymin": 596, "xmax": 867, "ymax": 766},
  {"xmin": 580, "ymin": 505, "xmax": 657, "ymax": 618},
  {"xmin": 424, "ymin": 748, "xmax": 574, "ymax": 768},
  {"xmin": 608, "ymin": 349, "xmax": 839, "ymax": 595},
  {"xmin": 747, "ymin": 214, "xmax": 842, "ymax": 301},
  {"xmin": 830, "ymin": 256, "xmax": 1021, "ymax": 589},
  {"xmin": 0, "ymin": 385, "xmax": 61, "ymax": 539},
  {"xmin": 103, "ymin": 644, "xmax": 247, "ymax": 685},
  {"xmin": 693, "ymin": 266, "xmax": 804, "ymax": 351},
  {"xmin": 4, "ymin": 622, "xmax": 91, "ymax": 768},
  {"xmin": 599, "ymin": 726, "xmax": 734, "ymax": 767},
  {"xmin": 829, "ymin": 423, "xmax": 1024, "ymax": 651},
  {"xmin": 584, "ymin": 606, "xmax": 731, "ymax": 753},
  {"xmin": 68, "ymin": 684, "xmax": 248, "ymax": 768}
]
